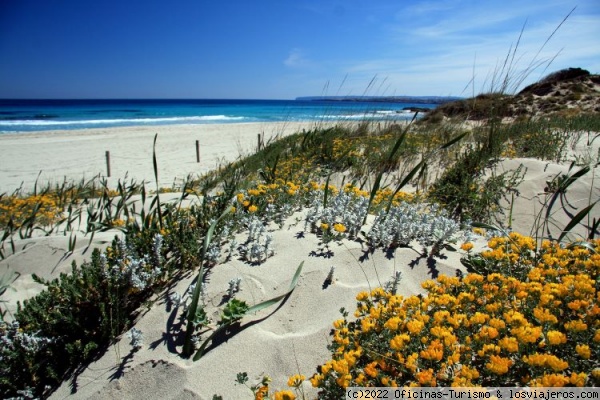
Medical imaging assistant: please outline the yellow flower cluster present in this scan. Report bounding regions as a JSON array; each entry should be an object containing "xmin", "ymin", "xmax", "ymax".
[
  {"xmin": 501, "ymin": 141, "xmax": 517, "ymax": 159},
  {"xmin": 371, "ymin": 187, "xmax": 416, "ymax": 207},
  {"xmin": 235, "ymin": 179, "xmax": 310, "ymax": 215},
  {"xmin": 0, "ymin": 194, "xmax": 62, "ymax": 227},
  {"xmin": 248, "ymin": 373, "xmax": 305, "ymax": 400},
  {"xmin": 310, "ymin": 235, "xmax": 600, "ymax": 392}
]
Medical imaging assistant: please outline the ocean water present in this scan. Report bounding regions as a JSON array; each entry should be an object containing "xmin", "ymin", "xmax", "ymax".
[{"xmin": 0, "ymin": 99, "xmax": 439, "ymax": 133}]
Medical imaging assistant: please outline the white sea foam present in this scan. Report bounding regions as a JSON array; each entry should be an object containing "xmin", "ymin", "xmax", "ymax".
[
  {"xmin": 315, "ymin": 112, "xmax": 414, "ymax": 120},
  {"xmin": 0, "ymin": 115, "xmax": 248, "ymax": 127}
]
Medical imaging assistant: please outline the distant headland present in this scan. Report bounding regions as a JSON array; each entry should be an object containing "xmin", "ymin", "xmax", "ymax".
[{"xmin": 295, "ymin": 96, "xmax": 462, "ymax": 104}]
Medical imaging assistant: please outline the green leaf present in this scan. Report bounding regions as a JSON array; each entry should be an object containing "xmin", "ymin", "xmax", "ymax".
[
  {"xmin": 247, "ymin": 261, "xmax": 303, "ymax": 314},
  {"xmin": 220, "ymin": 299, "xmax": 249, "ymax": 325},
  {"xmin": 385, "ymin": 159, "xmax": 426, "ymax": 214},
  {"xmin": 471, "ymin": 221, "xmax": 508, "ymax": 237},
  {"xmin": 182, "ymin": 205, "xmax": 233, "ymax": 358},
  {"xmin": 439, "ymin": 132, "xmax": 468, "ymax": 149},
  {"xmin": 558, "ymin": 200, "xmax": 598, "ymax": 243},
  {"xmin": 566, "ymin": 241, "xmax": 597, "ymax": 254}
]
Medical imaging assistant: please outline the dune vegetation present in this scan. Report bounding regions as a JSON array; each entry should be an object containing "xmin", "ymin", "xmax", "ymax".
[{"xmin": 1, "ymin": 74, "xmax": 600, "ymax": 398}]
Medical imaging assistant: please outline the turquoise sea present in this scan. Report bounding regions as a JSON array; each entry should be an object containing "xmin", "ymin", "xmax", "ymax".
[{"xmin": 0, "ymin": 99, "xmax": 441, "ymax": 133}]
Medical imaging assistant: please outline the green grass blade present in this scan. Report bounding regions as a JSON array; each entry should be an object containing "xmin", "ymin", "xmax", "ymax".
[
  {"xmin": 323, "ymin": 173, "xmax": 332, "ymax": 209},
  {"xmin": 152, "ymin": 133, "xmax": 164, "ymax": 230},
  {"xmin": 385, "ymin": 160, "xmax": 426, "ymax": 214},
  {"xmin": 246, "ymin": 261, "xmax": 303, "ymax": 314},
  {"xmin": 439, "ymin": 132, "xmax": 468, "ymax": 149},
  {"xmin": 566, "ymin": 240, "xmax": 597, "ymax": 254},
  {"xmin": 545, "ymin": 165, "xmax": 590, "ymax": 222},
  {"xmin": 558, "ymin": 200, "xmax": 598, "ymax": 243},
  {"xmin": 471, "ymin": 221, "xmax": 509, "ymax": 237},
  {"xmin": 182, "ymin": 206, "xmax": 233, "ymax": 358}
]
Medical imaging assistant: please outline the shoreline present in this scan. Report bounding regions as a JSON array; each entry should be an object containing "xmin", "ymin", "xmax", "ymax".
[{"xmin": 0, "ymin": 121, "xmax": 325, "ymax": 193}]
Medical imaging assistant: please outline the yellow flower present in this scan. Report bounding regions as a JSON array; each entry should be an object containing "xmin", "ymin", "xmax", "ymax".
[
  {"xmin": 310, "ymin": 373, "xmax": 323, "ymax": 387},
  {"xmin": 416, "ymin": 368, "xmax": 436, "ymax": 386},
  {"xmin": 248, "ymin": 205, "xmax": 258, "ymax": 213},
  {"xmin": 255, "ymin": 385, "xmax": 269, "ymax": 400},
  {"xmin": 287, "ymin": 374, "xmax": 305, "ymax": 388},
  {"xmin": 406, "ymin": 320, "xmax": 424, "ymax": 334},
  {"xmin": 461, "ymin": 242, "xmax": 474, "ymax": 252},
  {"xmin": 498, "ymin": 336, "xmax": 519, "ymax": 353},
  {"xmin": 333, "ymin": 223, "xmax": 346, "ymax": 233},
  {"xmin": 364, "ymin": 361, "xmax": 378, "ymax": 378},
  {"xmin": 570, "ymin": 372, "xmax": 587, "ymax": 387},
  {"xmin": 564, "ymin": 320, "xmax": 587, "ymax": 332},
  {"xmin": 546, "ymin": 330, "xmax": 567, "ymax": 346},
  {"xmin": 486, "ymin": 355, "xmax": 512, "ymax": 375},
  {"xmin": 384, "ymin": 316, "xmax": 401, "ymax": 331},
  {"xmin": 273, "ymin": 390, "xmax": 296, "ymax": 400},
  {"xmin": 320, "ymin": 223, "xmax": 329, "ymax": 231},
  {"xmin": 356, "ymin": 291, "xmax": 369, "ymax": 301},
  {"xmin": 420, "ymin": 340, "xmax": 444, "ymax": 361},
  {"xmin": 390, "ymin": 334, "xmax": 410, "ymax": 351},
  {"xmin": 575, "ymin": 344, "xmax": 591, "ymax": 359},
  {"xmin": 530, "ymin": 373, "xmax": 569, "ymax": 387}
]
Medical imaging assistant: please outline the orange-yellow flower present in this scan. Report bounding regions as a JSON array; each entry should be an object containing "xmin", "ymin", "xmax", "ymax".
[
  {"xmin": 575, "ymin": 344, "xmax": 591, "ymax": 359},
  {"xmin": 390, "ymin": 334, "xmax": 410, "ymax": 351},
  {"xmin": 287, "ymin": 374, "xmax": 305, "ymax": 388},
  {"xmin": 273, "ymin": 390, "xmax": 296, "ymax": 400},
  {"xmin": 406, "ymin": 320, "xmax": 424, "ymax": 334},
  {"xmin": 333, "ymin": 223, "xmax": 346, "ymax": 233},
  {"xmin": 498, "ymin": 336, "xmax": 519, "ymax": 353},
  {"xmin": 546, "ymin": 330, "xmax": 567, "ymax": 346},
  {"xmin": 364, "ymin": 361, "xmax": 378, "ymax": 378},
  {"xmin": 461, "ymin": 242, "xmax": 474, "ymax": 252},
  {"xmin": 570, "ymin": 372, "xmax": 588, "ymax": 387},
  {"xmin": 486, "ymin": 355, "xmax": 512, "ymax": 375}
]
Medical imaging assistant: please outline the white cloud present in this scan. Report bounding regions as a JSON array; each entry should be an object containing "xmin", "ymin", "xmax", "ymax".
[
  {"xmin": 335, "ymin": 5, "xmax": 600, "ymax": 96},
  {"xmin": 284, "ymin": 48, "xmax": 310, "ymax": 68}
]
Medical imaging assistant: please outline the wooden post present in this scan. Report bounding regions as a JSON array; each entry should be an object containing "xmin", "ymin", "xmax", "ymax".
[
  {"xmin": 257, "ymin": 133, "xmax": 262, "ymax": 151},
  {"xmin": 196, "ymin": 140, "xmax": 200, "ymax": 163},
  {"xmin": 105, "ymin": 151, "xmax": 111, "ymax": 177}
]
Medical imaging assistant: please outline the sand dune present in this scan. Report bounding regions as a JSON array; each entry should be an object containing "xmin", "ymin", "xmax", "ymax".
[{"xmin": 1, "ymin": 123, "xmax": 598, "ymax": 398}]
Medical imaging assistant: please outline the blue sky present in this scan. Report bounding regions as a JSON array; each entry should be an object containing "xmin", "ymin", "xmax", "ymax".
[{"xmin": 0, "ymin": 0, "xmax": 598, "ymax": 99}]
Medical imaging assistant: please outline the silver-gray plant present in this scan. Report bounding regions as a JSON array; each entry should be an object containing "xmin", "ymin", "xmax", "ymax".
[
  {"xmin": 240, "ymin": 216, "xmax": 274, "ymax": 264},
  {"xmin": 367, "ymin": 202, "xmax": 461, "ymax": 250},
  {"xmin": 305, "ymin": 190, "xmax": 369, "ymax": 238},
  {"xmin": 127, "ymin": 327, "xmax": 144, "ymax": 351},
  {"xmin": 227, "ymin": 277, "xmax": 242, "ymax": 298},
  {"xmin": 101, "ymin": 234, "xmax": 164, "ymax": 291}
]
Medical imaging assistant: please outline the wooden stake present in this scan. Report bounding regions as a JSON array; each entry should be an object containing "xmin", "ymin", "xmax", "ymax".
[
  {"xmin": 196, "ymin": 140, "xmax": 200, "ymax": 163},
  {"xmin": 105, "ymin": 151, "xmax": 111, "ymax": 177}
]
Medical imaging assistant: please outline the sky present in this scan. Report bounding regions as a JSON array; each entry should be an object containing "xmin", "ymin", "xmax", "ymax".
[{"xmin": 0, "ymin": 0, "xmax": 599, "ymax": 99}]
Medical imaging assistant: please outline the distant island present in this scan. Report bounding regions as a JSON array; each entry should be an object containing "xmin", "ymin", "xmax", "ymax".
[{"xmin": 295, "ymin": 96, "xmax": 462, "ymax": 104}]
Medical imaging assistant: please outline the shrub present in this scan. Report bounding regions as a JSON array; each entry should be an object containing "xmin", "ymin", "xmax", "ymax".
[
  {"xmin": 0, "ymin": 234, "xmax": 165, "ymax": 398},
  {"xmin": 310, "ymin": 234, "xmax": 599, "ymax": 397}
]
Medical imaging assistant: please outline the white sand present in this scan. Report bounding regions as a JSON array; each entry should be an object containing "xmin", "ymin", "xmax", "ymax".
[
  {"xmin": 1, "ymin": 123, "xmax": 598, "ymax": 398},
  {"xmin": 0, "ymin": 122, "xmax": 321, "ymax": 193}
]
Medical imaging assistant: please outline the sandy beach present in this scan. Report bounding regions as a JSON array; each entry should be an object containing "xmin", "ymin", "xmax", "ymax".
[{"xmin": 0, "ymin": 122, "xmax": 321, "ymax": 193}]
